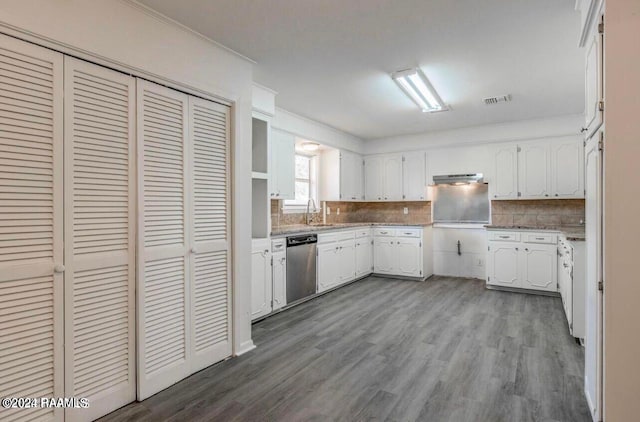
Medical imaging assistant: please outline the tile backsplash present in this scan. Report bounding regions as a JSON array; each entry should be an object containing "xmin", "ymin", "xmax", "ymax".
[
  {"xmin": 324, "ymin": 201, "xmax": 432, "ymax": 225},
  {"xmin": 490, "ymin": 199, "xmax": 585, "ymax": 227}
]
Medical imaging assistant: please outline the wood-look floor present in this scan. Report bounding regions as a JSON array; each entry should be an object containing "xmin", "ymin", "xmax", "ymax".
[{"xmin": 100, "ymin": 276, "xmax": 591, "ymax": 422}]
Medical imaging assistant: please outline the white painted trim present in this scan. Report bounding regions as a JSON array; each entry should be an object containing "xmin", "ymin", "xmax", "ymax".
[
  {"xmin": 253, "ymin": 82, "xmax": 278, "ymax": 95},
  {"xmin": 235, "ymin": 340, "xmax": 257, "ymax": 356}
]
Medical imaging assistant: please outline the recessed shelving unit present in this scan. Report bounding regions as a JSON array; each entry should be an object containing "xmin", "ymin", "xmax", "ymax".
[{"xmin": 252, "ymin": 116, "xmax": 270, "ymax": 239}]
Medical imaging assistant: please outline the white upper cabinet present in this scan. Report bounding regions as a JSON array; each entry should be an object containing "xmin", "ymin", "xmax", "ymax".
[
  {"xmin": 492, "ymin": 139, "xmax": 584, "ymax": 200},
  {"xmin": 341, "ymin": 151, "xmax": 364, "ymax": 200},
  {"xmin": 319, "ymin": 149, "xmax": 363, "ymax": 201},
  {"xmin": 364, "ymin": 156, "xmax": 384, "ymax": 200},
  {"xmin": 270, "ymin": 129, "xmax": 295, "ymax": 199},
  {"xmin": 518, "ymin": 142, "xmax": 550, "ymax": 199},
  {"xmin": 584, "ymin": 21, "xmax": 603, "ymax": 137},
  {"xmin": 383, "ymin": 154, "xmax": 403, "ymax": 200},
  {"xmin": 492, "ymin": 145, "xmax": 519, "ymax": 199},
  {"xmin": 403, "ymin": 152, "xmax": 427, "ymax": 200},
  {"xmin": 551, "ymin": 138, "xmax": 584, "ymax": 198}
]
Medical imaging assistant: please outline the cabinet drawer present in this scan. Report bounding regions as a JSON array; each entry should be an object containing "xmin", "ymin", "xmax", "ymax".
[
  {"xmin": 488, "ymin": 231, "xmax": 520, "ymax": 242},
  {"xmin": 396, "ymin": 228, "xmax": 422, "ymax": 238},
  {"xmin": 318, "ymin": 230, "xmax": 355, "ymax": 244},
  {"xmin": 374, "ymin": 228, "xmax": 395, "ymax": 237},
  {"xmin": 355, "ymin": 228, "xmax": 372, "ymax": 238},
  {"xmin": 523, "ymin": 232, "xmax": 557, "ymax": 245},
  {"xmin": 271, "ymin": 238, "xmax": 286, "ymax": 253}
]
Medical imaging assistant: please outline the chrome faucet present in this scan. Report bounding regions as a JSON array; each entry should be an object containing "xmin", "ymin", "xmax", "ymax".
[{"xmin": 305, "ymin": 198, "xmax": 317, "ymax": 225}]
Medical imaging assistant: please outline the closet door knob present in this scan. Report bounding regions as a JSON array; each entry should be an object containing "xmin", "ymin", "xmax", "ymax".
[
  {"xmin": 54, "ymin": 264, "xmax": 65, "ymax": 273},
  {"xmin": 191, "ymin": 247, "xmax": 198, "ymax": 254}
]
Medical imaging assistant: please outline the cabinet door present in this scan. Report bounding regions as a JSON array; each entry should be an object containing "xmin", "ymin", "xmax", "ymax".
[
  {"xmin": 250, "ymin": 246, "xmax": 271, "ymax": 320},
  {"xmin": 492, "ymin": 145, "xmax": 519, "ymax": 199},
  {"xmin": 487, "ymin": 243, "xmax": 520, "ymax": 288},
  {"xmin": 270, "ymin": 130, "xmax": 295, "ymax": 199},
  {"xmin": 355, "ymin": 237, "xmax": 373, "ymax": 277},
  {"xmin": 0, "ymin": 34, "xmax": 64, "ymax": 422},
  {"xmin": 518, "ymin": 142, "xmax": 550, "ymax": 199},
  {"xmin": 341, "ymin": 151, "xmax": 363, "ymax": 200},
  {"xmin": 137, "ymin": 80, "xmax": 191, "ymax": 400},
  {"xmin": 317, "ymin": 243, "xmax": 339, "ymax": 292},
  {"xmin": 396, "ymin": 238, "xmax": 423, "ymax": 277},
  {"xmin": 521, "ymin": 244, "xmax": 557, "ymax": 292},
  {"xmin": 65, "ymin": 57, "xmax": 136, "ymax": 421},
  {"xmin": 551, "ymin": 139, "xmax": 584, "ymax": 198},
  {"xmin": 337, "ymin": 240, "xmax": 356, "ymax": 284},
  {"xmin": 188, "ymin": 96, "xmax": 233, "ymax": 373},
  {"xmin": 403, "ymin": 152, "xmax": 427, "ymax": 200},
  {"xmin": 272, "ymin": 251, "xmax": 286, "ymax": 311},
  {"xmin": 364, "ymin": 156, "xmax": 384, "ymax": 200},
  {"xmin": 374, "ymin": 237, "xmax": 395, "ymax": 274},
  {"xmin": 383, "ymin": 154, "xmax": 403, "ymax": 200},
  {"xmin": 584, "ymin": 27, "xmax": 603, "ymax": 136}
]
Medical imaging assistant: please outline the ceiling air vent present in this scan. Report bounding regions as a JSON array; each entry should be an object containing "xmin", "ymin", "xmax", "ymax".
[{"xmin": 483, "ymin": 94, "xmax": 512, "ymax": 105}]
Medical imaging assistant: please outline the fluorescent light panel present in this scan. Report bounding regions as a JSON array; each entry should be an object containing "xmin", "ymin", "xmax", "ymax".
[{"xmin": 392, "ymin": 68, "xmax": 447, "ymax": 113}]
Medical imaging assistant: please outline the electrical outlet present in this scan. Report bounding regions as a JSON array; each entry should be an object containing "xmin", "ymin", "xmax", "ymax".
[
  {"xmin": 403, "ymin": 207, "xmax": 408, "ymax": 215},
  {"xmin": 337, "ymin": 208, "xmax": 340, "ymax": 215}
]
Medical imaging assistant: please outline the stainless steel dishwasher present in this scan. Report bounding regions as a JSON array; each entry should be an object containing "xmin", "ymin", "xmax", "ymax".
[{"xmin": 286, "ymin": 233, "xmax": 317, "ymax": 304}]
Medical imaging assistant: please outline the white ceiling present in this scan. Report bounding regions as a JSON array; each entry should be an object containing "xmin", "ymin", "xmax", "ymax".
[{"xmin": 138, "ymin": 0, "xmax": 584, "ymax": 140}]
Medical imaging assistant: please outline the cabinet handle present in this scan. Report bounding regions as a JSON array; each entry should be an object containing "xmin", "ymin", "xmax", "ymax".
[
  {"xmin": 544, "ymin": 194, "xmax": 549, "ymax": 197},
  {"xmin": 555, "ymin": 194, "xmax": 559, "ymax": 197},
  {"xmin": 535, "ymin": 237, "xmax": 545, "ymax": 240},
  {"xmin": 404, "ymin": 232, "xmax": 412, "ymax": 235},
  {"xmin": 515, "ymin": 247, "xmax": 519, "ymax": 251},
  {"xmin": 494, "ymin": 195, "xmax": 498, "ymax": 198},
  {"xmin": 525, "ymin": 248, "xmax": 529, "ymax": 251},
  {"xmin": 499, "ymin": 235, "xmax": 510, "ymax": 239},
  {"xmin": 384, "ymin": 197, "xmax": 388, "ymax": 200},
  {"xmin": 378, "ymin": 197, "xmax": 381, "ymax": 200},
  {"xmin": 280, "ymin": 257, "xmax": 286, "ymax": 263},
  {"xmin": 580, "ymin": 127, "xmax": 588, "ymax": 133}
]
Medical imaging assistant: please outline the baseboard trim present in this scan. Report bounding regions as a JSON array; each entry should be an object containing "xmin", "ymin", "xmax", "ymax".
[
  {"xmin": 235, "ymin": 340, "xmax": 256, "ymax": 356},
  {"xmin": 486, "ymin": 284, "xmax": 560, "ymax": 297}
]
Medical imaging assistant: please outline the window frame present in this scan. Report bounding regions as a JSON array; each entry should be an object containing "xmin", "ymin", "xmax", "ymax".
[{"xmin": 282, "ymin": 154, "xmax": 319, "ymax": 213}]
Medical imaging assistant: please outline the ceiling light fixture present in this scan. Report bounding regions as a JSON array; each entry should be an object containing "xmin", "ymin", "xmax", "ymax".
[
  {"xmin": 392, "ymin": 68, "xmax": 448, "ymax": 113},
  {"xmin": 300, "ymin": 142, "xmax": 320, "ymax": 152}
]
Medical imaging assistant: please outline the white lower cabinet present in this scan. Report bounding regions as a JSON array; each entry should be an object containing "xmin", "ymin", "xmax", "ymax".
[
  {"xmin": 317, "ymin": 242, "xmax": 341, "ymax": 293},
  {"xmin": 487, "ymin": 230, "xmax": 557, "ymax": 293},
  {"xmin": 337, "ymin": 239, "xmax": 356, "ymax": 284},
  {"xmin": 373, "ymin": 227, "xmax": 430, "ymax": 279},
  {"xmin": 251, "ymin": 239, "xmax": 272, "ymax": 320},
  {"xmin": 271, "ymin": 239, "xmax": 287, "ymax": 312},
  {"xmin": 355, "ymin": 236, "xmax": 373, "ymax": 278},
  {"xmin": 521, "ymin": 244, "xmax": 558, "ymax": 292},
  {"xmin": 558, "ymin": 235, "xmax": 586, "ymax": 339}
]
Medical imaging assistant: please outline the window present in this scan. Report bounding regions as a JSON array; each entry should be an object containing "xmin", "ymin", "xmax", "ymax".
[{"xmin": 283, "ymin": 154, "xmax": 318, "ymax": 211}]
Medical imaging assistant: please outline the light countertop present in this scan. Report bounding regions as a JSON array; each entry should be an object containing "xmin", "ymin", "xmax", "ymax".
[
  {"xmin": 485, "ymin": 225, "xmax": 585, "ymax": 241},
  {"xmin": 271, "ymin": 222, "xmax": 432, "ymax": 237}
]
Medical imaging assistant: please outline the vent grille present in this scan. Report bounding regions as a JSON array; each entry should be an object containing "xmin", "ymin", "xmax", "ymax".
[{"xmin": 483, "ymin": 94, "xmax": 512, "ymax": 105}]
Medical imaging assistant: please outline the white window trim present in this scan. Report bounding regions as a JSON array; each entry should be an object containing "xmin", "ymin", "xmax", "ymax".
[{"xmin": 282, "ymin": 154, "xmax": 320, "ymax": 213}]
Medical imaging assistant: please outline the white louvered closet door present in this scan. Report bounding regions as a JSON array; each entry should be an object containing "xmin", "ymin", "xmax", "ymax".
[
  {"xmin": 0, "ymin": 34, "xmax": 64, "ymax": 422},
  {"xmin": 63, "ymin": 57, "xmax": 136, "ymax": 422},
  {"xmin": 188, "ymin": 96, "xmax": 232, "ymax": 372},
  {"xmin": 137, "ymin": 80, "xmax": 191, "ymax": 400}
]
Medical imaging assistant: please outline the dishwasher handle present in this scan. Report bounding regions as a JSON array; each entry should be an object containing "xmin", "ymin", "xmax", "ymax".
[{"xmin": 287, "ymin": 234, "xmax": 318, "ymax": 247}]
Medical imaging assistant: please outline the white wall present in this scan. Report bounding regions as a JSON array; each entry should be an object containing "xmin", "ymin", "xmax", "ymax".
[
  {"xmin": 433, "ymin": 226, "xmax": 487, "ymax": 278},
  {"xmin": 0, "ymin": 0, "xmax": 256, "ymax": 355},
  {"xmin": 363, "ymin": 113, "xmax": 583, "ymax": 154},
  {"xmin": 272, "ymin": 107, "xmax": 365, "ymax": 154}
]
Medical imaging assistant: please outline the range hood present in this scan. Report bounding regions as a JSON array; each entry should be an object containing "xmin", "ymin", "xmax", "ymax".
[{"xmin": 432, "ymin": 173, "xmax": 484, "ymax": 185}]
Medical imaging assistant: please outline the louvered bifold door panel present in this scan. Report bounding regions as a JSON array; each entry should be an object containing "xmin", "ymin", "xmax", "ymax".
[
  {"xmin": 137, "ymin": 80, "xmax": 191, "ymax": 400},
  {"xmin": 0, "ymin": 34, "xmax": 64, "ymax": 422},
  {"xmin": 188, "ymin": 96, "xmax": 232, "ymax": 372},
  {"xmin": 63, "ymin": 57, "xmax": 136, "ymax": 422}
]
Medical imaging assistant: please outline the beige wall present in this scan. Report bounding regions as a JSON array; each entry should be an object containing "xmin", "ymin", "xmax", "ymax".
[
  {"xmin": 603, "ymin": 0, "xmax": 640, "ymax": 419},
  {"xmin": 0, "ymin": 0, "xmax": 256, "ymax": 355}
]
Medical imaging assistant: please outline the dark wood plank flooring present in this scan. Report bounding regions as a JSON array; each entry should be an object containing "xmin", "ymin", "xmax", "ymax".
[{"xmin": 100, "ymin": 276, "xmax": 591, "ymax": 422}]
